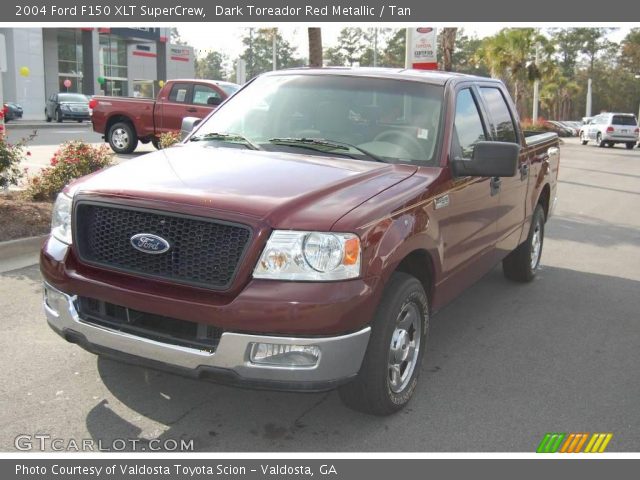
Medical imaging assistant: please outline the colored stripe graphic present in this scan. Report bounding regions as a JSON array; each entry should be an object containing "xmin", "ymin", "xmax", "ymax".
[
  {"xmin": 584, "ymin": 433, "xmax": 613, "ymax": 453},
  {"xmin": 538, "ymin": 433, "xmax": 613, "ymax": 453},
  {"xmin": 559, "ymin": 433, "xmax": 589, "ymax": 453},
  {"xmin": 537, "ymin": 433, "xmax": 566, "ymax": 453}
]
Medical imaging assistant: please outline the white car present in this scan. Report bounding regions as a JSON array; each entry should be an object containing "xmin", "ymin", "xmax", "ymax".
[{"xmin": 580, "ymin": 113, "xmax": 639, "ymax": 149}]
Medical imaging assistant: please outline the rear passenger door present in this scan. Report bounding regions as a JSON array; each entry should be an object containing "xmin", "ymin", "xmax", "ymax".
[
  {"xmin": 477, "ymin": 86, "xmax": 528, "ymax": 254},
  {"xmin": 156, "ymin": 82, "xmax": 194, "ymax": 134}
]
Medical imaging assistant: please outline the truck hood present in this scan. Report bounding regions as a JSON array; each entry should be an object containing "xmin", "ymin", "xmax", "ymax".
[{"xmin": 71, "ymin": 144, "xmax": 418, "ymax": 230}]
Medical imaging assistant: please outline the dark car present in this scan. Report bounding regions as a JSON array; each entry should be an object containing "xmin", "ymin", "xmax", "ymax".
[
  {"xmin": 3, "ymin": 102, "xmax": 23, "ymax": 122},
  {"xmin": 45, "ymin": 93, "xmax": 90, "ymax": 123}
]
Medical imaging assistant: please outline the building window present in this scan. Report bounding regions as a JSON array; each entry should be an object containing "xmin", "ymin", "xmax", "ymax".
[
  {"xmin": 57, "ymin": 29, "xmax": 83, "ymax": 93},
  {"xmin": 99, "ymin": 33, "xmax": 128, "ymax": 96}
]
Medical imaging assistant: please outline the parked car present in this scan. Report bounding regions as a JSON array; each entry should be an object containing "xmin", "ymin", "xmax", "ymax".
[
  {"xmin": 544, "ymin": 120, "xmax": 574, "ymax": 137},
  {"xmin": 557, "ymin": 121, "xmax": 580, "ymax": 136},
  {"xmin": 45, "ymin": 93, "xmax": 91, "ymax": 123},
  {"xmin": 90, "ymin": 79, "xmax": 240, "ymax": 153},
  {"xmin": 3, "ymin": 102, "xmax": 23, "ymax": 121},
  {"xmin": 41, "ymin": 68, "xmax": 559, "ymax": 415},
  {"xmin": 580, "ymin": 112, "xmax": 639, "ymax": 148}
]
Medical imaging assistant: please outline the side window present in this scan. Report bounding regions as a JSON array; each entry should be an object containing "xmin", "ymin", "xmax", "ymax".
[
  {"xmin": 453, "ymin": 89, "xmax": 487, "ymax": 160},
  {"xmin": 479, "ymin": 87, "xmax": 517, "ymax": 143},
  {"xmin": 192, "ymin": 85, "xmax": 221, "ymax": 105},
  {"xmin": 168, "ymin": 83, "xmax": 190, "ymax": 103}
]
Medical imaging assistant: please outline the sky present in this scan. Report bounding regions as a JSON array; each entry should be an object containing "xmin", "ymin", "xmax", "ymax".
[{"xmin": 176, "ymin": 24, "xmax": 631, "ymax": 60}]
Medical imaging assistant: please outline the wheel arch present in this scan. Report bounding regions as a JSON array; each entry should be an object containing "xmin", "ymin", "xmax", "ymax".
[{"xmin": 105, "ymin": 115, "xmax": 137, "ymax": 139}]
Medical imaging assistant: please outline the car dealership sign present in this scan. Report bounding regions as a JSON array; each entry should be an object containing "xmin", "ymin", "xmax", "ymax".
[{"xmin": 407, "ymin": 27, "xmax": 437, "ymax": 70}]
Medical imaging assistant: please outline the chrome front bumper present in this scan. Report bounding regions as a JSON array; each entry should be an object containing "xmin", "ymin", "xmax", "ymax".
[{"xmin": 44, "ymin": 283, "xmax": 370, "ymax": 390}]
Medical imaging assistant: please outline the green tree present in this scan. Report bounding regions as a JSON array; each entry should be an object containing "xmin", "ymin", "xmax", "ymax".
[
  {"xmin": 380, "ymin": 28, "xmax": 405, "ymax": 67},
  {"xmin": 195, "ymin": 51, "xmax": 228, "ymax": 80},
  {"xmin": 238, "ymin": 28, "xmax": 303, "ymax": 79}
]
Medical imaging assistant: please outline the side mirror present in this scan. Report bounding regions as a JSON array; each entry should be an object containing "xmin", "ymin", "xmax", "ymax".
[
  {"xmin": 451, "ymin": 141, "xmax": 520, "ymax": 178},
  {"xmin": 180, "ymin": 116, "xmax": 202, "ymax": 140},
  {"xmin": 207, "ymin": 96, "xmax": 222, "ymax": 106}
]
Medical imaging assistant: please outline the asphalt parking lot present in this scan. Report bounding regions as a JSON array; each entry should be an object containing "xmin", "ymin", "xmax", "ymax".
[{"xmin": 1, "ymin": 138, "xmax": 639, "ymax": 452}]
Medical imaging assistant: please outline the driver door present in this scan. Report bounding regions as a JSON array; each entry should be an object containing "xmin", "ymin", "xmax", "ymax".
[{"xmin": 436, "ymin": 86, "xmax": 499, "ymax": 301}]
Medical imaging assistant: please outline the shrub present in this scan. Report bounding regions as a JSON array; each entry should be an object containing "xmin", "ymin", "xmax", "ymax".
[
  {"xmin": 25, "ymin": 141, "xmax": 113, "ymax": 201},
  {"xmin": 0, "ymin": 115, "xmax": 35, "ymax": 189},
  {"xmin": 158, "ymin": 131, "xmax": 181, "ymax": 149}
]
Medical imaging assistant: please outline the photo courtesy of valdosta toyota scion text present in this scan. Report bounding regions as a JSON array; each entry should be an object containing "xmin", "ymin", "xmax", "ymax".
[{"xmin": 0, "ymin": 0, "xmax": 639, "ymax": 477}]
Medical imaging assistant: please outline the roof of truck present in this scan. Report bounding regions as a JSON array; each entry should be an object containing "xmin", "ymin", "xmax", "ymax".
[{"xmin": 264, "ymin": 67, "xmax": 499, "ymax": 86}]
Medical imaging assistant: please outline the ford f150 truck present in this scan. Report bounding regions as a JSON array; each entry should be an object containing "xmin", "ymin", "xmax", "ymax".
[
  {"xmin": 41, "ymin": 68, "xmax": 559, "ymax": 415},
  {"xmin": 90, "ymin": 79, "xmax": 239, "ymax": 154}
]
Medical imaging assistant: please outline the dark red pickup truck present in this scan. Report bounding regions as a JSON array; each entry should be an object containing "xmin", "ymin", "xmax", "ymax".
[
  {"xmin": 42, "ymin": 68, "xmax": 559, "ymax": 415},
  {"xmin": 90, "ymin": 79, "xmax": 239, "ymax": 153}
]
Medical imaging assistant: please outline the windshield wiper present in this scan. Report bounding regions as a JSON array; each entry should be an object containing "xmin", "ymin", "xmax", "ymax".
[
  {"xmin": 190, "ymin": 132, "xmax": 262, "ymax": 151},
  {"xmin": 268, "ymin": 137, "xmax": 385, "ymax": 163}
]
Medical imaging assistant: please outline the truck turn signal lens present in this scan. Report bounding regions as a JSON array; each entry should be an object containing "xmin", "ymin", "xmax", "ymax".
[{"xmin": 343, "ymin": 237, "xmax": 360, "ymax": 266}]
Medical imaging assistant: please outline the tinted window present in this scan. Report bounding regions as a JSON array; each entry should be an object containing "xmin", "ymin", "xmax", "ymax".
[
  {"xmin": 193, "ymin": 85, "xmax": 221, "ymax": 105},
  {"xmin": 612, "ymin": 115, "xmax": 637, "ymax": 126},
  {"xmin": 169, "ymin": 83, "xmax": 190, "ymax": 103},
  {"xmin": 453, "ymin": 89, "xmax": 486, "ymax": 159},
  {"xmin": 480, "ymin": 87, "xmax": 517, "ymax": 143}
]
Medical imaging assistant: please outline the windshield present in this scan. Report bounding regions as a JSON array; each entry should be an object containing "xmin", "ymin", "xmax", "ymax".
[
  {"xmin": 192, "ymin": 74, "xmax": 444, "ymax": 164},
  {"xmin": 58, "ymin": 94, "xmax": 88, "ymax": 103}
]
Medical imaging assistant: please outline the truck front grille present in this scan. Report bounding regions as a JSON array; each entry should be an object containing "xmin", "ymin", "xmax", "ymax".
[
  {"xmin": 76, "ymin": 296, "xmax": 223, "ymax": 352},
  {"xmin": 74, "ymin": 202, "xmax": 252, "ymax": 290}
]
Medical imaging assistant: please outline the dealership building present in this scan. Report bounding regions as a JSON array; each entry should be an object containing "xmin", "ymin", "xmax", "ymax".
[{"xmin": 0, "ymin": 27, "xmax": 195, "ymax": 119}]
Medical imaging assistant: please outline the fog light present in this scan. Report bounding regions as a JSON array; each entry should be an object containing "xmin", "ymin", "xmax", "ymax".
[
  {"xmin": 250, "ymin": 343, "xmax": 320, "ymax": 367},
  {"xmin": 44, "ymin": 285, "xmax": 69, "ymax": 315}
]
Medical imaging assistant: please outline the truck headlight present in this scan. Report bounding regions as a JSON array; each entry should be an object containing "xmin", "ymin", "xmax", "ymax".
[
  {"xmin": 253, "ymin": 230, "xmax": 361, "ymax": 281},
  {"xmin": 51, "ymin": 193, "xmax": 73, "ymax": 244}
]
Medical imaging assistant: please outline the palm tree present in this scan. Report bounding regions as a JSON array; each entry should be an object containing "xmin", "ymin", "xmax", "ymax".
[
  {"xmin": 308, "ymin": 28, "xmax": 323, "ymax": 67},
  {"xmin": 476, "ymin": 28, "xmax": 542, "ymax": 115},
  {"xmin": 441, "ymin": 28, "xmax": 457, "ymax": 71}
]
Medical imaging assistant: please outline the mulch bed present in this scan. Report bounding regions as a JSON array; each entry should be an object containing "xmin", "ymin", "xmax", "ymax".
[{"xmin": 0, "ymin": 192, "xmax": 52, "ymax": 242}]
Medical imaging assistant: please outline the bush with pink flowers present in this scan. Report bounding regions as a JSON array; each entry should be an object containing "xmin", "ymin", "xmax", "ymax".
[{"xmin": 25, "ymin": 141, "xmax": 113, "ymax": 201}]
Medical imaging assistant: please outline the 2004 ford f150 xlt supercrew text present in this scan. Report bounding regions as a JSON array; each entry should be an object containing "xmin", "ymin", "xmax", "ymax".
[{"xmin": 41, "ymin": 68, "xmax": 559, "ymax": 415}]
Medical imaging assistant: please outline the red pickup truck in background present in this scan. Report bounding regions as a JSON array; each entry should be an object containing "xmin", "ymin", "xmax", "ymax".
[{"xmin": 90, "ymin": 79, "xmax": 240, "ymax": 153}]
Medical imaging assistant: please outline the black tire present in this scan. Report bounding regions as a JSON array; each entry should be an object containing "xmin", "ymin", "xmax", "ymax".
[
  {"xmin": 77, "ymin": 119, "xmax": 83, "ymax": 123},
  {"xmin": 151, "ymin": 138, "xmax": 161, "ymax": 150},
  {"xmin": 626, "ymin": 142, "xmax": 635, "ymax": 150},
  {"xmin": 597, "ymin": 133, "xmax": 605, "ymax": 147},
  {"xmin": 107, "ymin": 121, "xmax": 138, "ymax": 154},
  {"xmin": 45, "ymin": 110, "xmax": 51, "ymax": 123},
  {"xmin": 580, "ymin": 132, "xmax": 588, "ymax": 145},
  {"xmin": 503, "ymin": 204, "xmax": 545, "ymax": 282},
  {"xmin": 56, "ymin": 109, "xmax": 63, "ymax": 123},
  {"xmin": 339, "ymin": 272, "xmax": 429, "ymax": 416}
]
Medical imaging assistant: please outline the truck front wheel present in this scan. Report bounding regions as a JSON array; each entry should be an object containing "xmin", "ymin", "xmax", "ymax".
[
  {"xmin": 502, "ymin": 204, "xmax": 545, "ymax": 282},
  {"xmin": 339, "ymin": 272, "xmax": 429, "ymax": 415},
  {"xmin": 108, "ymin": 122, "xmax": 138, "ymax": 154}
]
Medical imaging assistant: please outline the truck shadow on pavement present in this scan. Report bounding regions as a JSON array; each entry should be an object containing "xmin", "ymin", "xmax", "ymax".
[{"xmin": 84, "ymin": 265, "xmax": 640, "ymax": 452}]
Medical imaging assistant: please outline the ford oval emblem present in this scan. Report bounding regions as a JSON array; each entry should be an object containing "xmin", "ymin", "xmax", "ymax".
[
  {"xmin": 416, "ymin": 28, "xmax": 433, "ymax": 34},
  {"xmin": 130, "ymin": 233, "xmax": 171, "ymax": 254}
]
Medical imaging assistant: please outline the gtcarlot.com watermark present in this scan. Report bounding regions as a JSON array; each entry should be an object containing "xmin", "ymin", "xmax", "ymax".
[{"xmin": 14, "ymin": 434, "xmax": 194, "ymax": 452}]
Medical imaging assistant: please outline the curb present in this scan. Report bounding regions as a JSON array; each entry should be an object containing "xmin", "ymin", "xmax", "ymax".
[
  {"xmin": 5, "ymin": 122, "xmax": 92, "ymax": 130},
  {"xmin": 0, "ymin": 235, "xmax": 48, "ymax": 263}
]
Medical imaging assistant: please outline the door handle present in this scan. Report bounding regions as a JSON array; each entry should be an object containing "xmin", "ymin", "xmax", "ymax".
[
  {"xmin": 520, "ymin": 163, "xmax": 529, "ymax": 180},
  {"xmin": 490, "ymin": 176, "xmax": 501, "ymax": 196},
  {"xmin": 186, "ymin": 107, "xmax": 197, "ymax": 113}
]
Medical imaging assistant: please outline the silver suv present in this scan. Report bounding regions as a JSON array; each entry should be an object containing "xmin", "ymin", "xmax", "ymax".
[{"xmin": 580, "ymin": 113, "xmax": 639, "ymax": 149}]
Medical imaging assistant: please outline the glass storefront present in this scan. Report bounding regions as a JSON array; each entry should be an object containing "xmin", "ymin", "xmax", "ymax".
[
  {"xmin": 99, "ymin": 33, "xmax": 128, "ymax": 96},
  {"xmin": 57, "ymin": 29, "xmax": 83, "ymax": 93}
]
